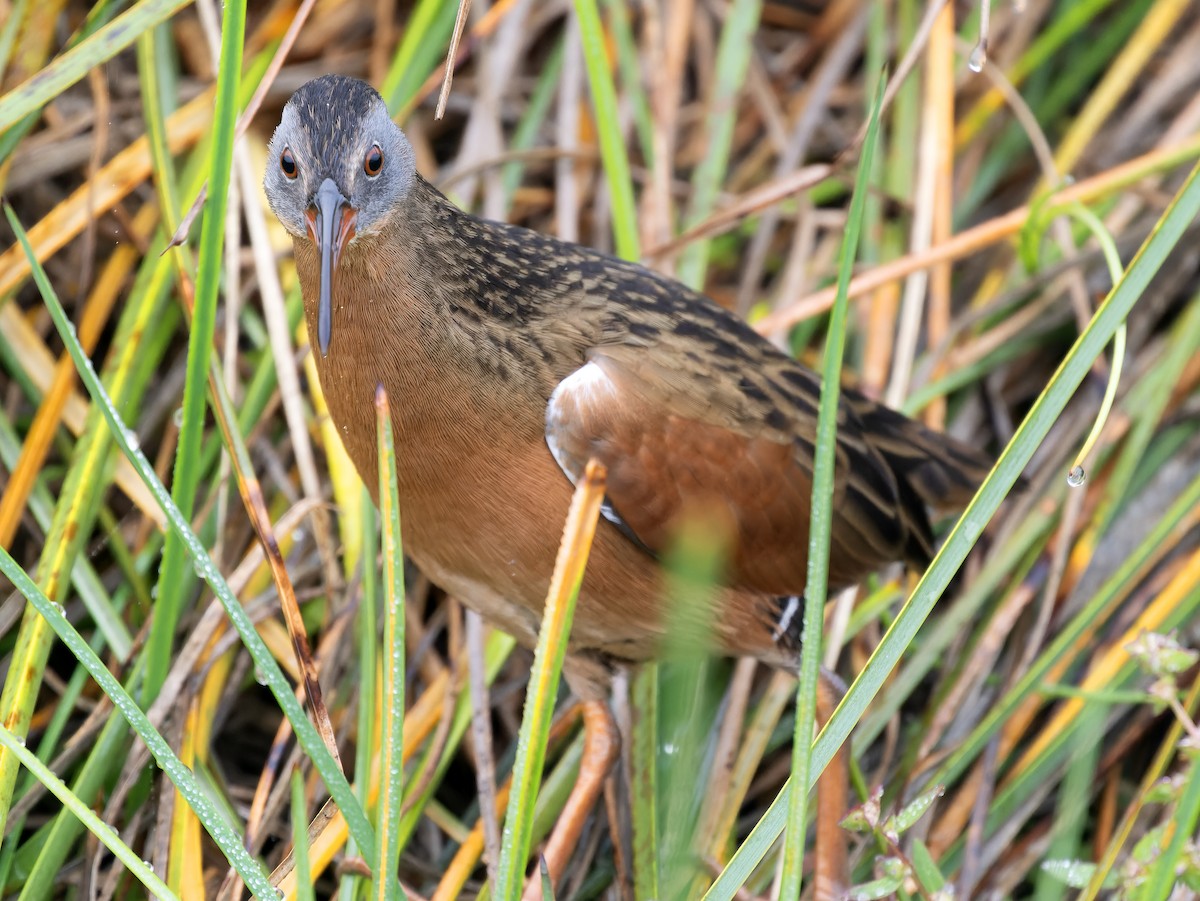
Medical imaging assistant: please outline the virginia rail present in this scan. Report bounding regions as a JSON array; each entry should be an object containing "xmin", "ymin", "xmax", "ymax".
[{"xmin": 265, "ymin": 74, "xmax": 988, "ymax": 898}]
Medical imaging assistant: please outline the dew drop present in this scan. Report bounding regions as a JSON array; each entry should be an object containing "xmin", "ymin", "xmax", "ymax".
[
  {"xmin": 968, "ymin": 42, "xmax": 987, "ymax": 73},
  {"xmin": 1066, "ymin": 465, "xmax": 1086, "ymax": 487},
  {"xmin": 124, "ymin": 428, "xmax": 140, "ymax": 452},
  {"xmin": 173, "ymin": 406, "xmax": 185, "ymax": 428}
]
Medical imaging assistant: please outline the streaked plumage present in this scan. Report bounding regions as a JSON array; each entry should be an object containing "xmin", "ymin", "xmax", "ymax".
[{"xmin": 265, "ymin": 74, "xmax": 989, "ymax": 687}]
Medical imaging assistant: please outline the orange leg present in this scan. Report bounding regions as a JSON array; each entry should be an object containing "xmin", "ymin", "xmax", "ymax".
[
  {"xmin": 814, "ymin": 669, "xmax": 850, "ymax": 901},
  {"xmin": 521, "ymin": 700, "xmax": 620, "ymax": 900}
]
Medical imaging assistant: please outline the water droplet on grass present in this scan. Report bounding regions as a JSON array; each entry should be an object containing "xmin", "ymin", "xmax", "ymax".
[{"xmin": 968, "ymin": 42, "xmax": 987, "ymax": 72}]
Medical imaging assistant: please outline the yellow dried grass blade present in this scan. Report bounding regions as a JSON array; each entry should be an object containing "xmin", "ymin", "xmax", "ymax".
[{"xmin": 494, "ymin": 460, "xmax": 606, "ymax": 900}]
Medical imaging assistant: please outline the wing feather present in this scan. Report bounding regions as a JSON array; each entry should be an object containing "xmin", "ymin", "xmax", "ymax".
[{"xmin": 545, "ymin": 351, "xmax": 915, "ymax": 595}]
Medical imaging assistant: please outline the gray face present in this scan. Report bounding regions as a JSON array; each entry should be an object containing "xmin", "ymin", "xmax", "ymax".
[{"xmin": 264, "ymin": 75, "xmax": 415, "ymax": 355}]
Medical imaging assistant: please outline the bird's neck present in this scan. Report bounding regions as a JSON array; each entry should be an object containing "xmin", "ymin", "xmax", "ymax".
[{"xmin": 297, "ymin": 176, "xmax": 564, "ymax": 499}]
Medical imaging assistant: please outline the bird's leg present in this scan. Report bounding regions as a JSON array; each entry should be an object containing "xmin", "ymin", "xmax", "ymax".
[
  {"xmin": 814, "ymin": 668, "xmax": 850, "ymax": 901},
  {"xmin": 521, "ymin": 700, "xmax": 620, "ymax": 901}
]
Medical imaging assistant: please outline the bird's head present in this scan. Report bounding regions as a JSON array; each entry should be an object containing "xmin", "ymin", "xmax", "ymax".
[{"xmin": 264, "ymin": 74, "xmax": 415, "ymax": 356}]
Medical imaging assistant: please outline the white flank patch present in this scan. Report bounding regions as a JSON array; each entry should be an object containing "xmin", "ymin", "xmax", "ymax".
[
  {"xmin": 545, "ymin": 360, "xmax": 618, "ymax": 484},
  {"xmin": 772, "ymin": 594, "xmax": 802, "ymax": 643}
]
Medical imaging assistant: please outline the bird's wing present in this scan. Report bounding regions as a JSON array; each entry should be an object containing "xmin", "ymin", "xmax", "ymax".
[{"xmin": 544, "ymin": 345, "xmax": 918, "ymax": 595}]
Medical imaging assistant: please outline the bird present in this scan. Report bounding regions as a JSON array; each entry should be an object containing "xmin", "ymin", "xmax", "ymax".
[{"xmin": 264, "ymin": 74, "xmax": 989, "ymax": 899}]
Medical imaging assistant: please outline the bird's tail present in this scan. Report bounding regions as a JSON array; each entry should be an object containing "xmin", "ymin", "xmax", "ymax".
[{"xmin": 850, "ymin": 392, "xmax": 994, "ymax": 516}]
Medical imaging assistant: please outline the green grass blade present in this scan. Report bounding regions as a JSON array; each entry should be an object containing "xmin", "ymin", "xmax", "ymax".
[
  {"xmin": 346, "ymin": 487, "xmax": 378, "ymax": 901},
  {"xmin": 0, "ymin": 0, "xmax": 31, "ymax": 85},
  {"xmin": 648, "ymin": 521, "xmax": 729, "ymax": 898},
  {"xmin": 292, "ymin": 768, "xmax": 316, "ymax": 901},
  {"xmin": 136, "ymin": 24, "xmax": 184, "ymax": 235},
  {"xmin": 573, "ymin": 0, "xmax": 640, "ymax": 260},
  {"xmin": 18, "ymin": 675, "xmax": 140, "ymax": 898},
  {"xmin": 600, "ymin": 0, "xmax": 654, "ymax": 168},
  {"xmin": 374, "ymin": 387, "xmax": 407, "ymax": 901},
  {"xmin": 629, "ymin": 664, "xmax": 660, "ymax": 898},
  {"xmin": 780, "ymin": 75, "xmax": 884, "ymax": 900},
  {"xmin": 502, "ymin": 35, "xmax": 565, "ymax": 205},
  {"xmin": 0, "ymin": 241, "xmax": 180, "ymax": 826},
  {"xmin": 676, "ymin": 0, "xmax": 762, "ymax": 289},
  {"xmin": 381, "ymin": 0, "xmax": 457, "ymax": 115},
  {"xmin": 144, "ymin": 0, "xmax": 245, "ymax": 703},
  {"xmin": 0, "ymin": 220, "xmax": 184, "ymax": 883},
  {"xmin": 0, "ymin": 415, "xmax": 132, "ymax": 660},
  {"xmin": 1031, "ymin": 703, "xmax": 1104, "ymax": 900},
  {"xmin": 0, "ymin": 723, "xmax": 181, "ymax": 901}
]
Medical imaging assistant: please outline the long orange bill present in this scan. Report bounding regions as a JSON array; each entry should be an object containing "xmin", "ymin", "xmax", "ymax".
[{"xmin": 304, "ymin": 177, "xmax": 357, "ymax": 356}]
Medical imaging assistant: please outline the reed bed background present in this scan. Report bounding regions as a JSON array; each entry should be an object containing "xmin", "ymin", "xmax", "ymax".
[{"xmin": 1, "ymin": 0, "xmax": 1199, "ymax": 898}]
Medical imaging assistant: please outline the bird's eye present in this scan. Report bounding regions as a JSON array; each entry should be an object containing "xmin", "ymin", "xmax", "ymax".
[
  {"xmin": 279, "ymin": 147, "xmax": 298, "ymax": 179},
  {"xmin": 364, "ymin": 144, "xmax": 383, "ymax": 177}
]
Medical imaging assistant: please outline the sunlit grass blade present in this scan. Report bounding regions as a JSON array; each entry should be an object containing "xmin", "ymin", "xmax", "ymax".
[
  {"xmin": 494, "ymin": 461, "xmax": 607, "ymax": 900},
  {"xmin": 374, "ymin": 386, "xmax": 407, "ymax": 901},
  {"xmin": 706, "ymin": 133, "xmax": 1200, "ymax": 901}
]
